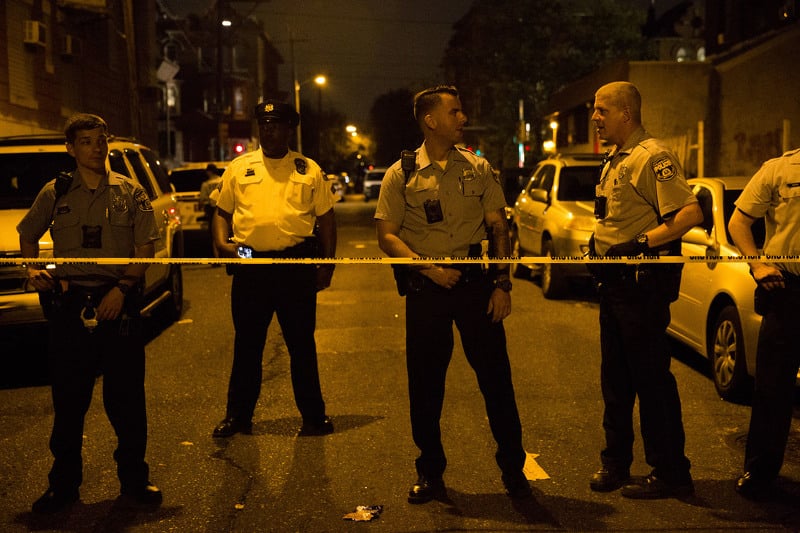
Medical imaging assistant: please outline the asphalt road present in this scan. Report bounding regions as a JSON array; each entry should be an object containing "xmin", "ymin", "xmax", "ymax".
[{"xmin": 1, "ymin": 199, "xmax": 799, "ymax": 532}]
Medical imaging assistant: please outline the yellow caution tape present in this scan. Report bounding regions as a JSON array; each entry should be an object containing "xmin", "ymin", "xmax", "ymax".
[{"xmin": 1, "ymin": 255, "xmax": 797, "ymax": 266}]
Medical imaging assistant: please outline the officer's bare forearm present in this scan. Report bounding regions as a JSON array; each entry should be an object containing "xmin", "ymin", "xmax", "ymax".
[
  {"xmin": 486, "ymin": 209, "xmax": 511, "ymax": 275},
  {"xmin": 212, "ymin": 208, "xmax": 234, "ymax": 254},
  {"xmin": 316, "ymin": 209, "xmax": 337, "ymax": 258},
  {"xmin": 122, "ymin": 242, "xmax": 155, "ymax": 282},
  {"xmin": 648, "ymin": 202, "xmax": 704, "ymax": 248}
]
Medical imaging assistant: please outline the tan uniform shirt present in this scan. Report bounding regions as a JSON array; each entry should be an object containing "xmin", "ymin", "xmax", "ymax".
[
  {"xmin": 735, "ymin": 148, "xmax": 800, "ymax": 275},
  {"xmin": 594, "ymin": 127, "xmax": 697, "ymax": 255},
  {"xmin": 216, "ymin": 149, "xmax": 335, "ymax": 251},
  {"xmin": 17, "ymin": 170, "xmax": 159, "ymax": 284},
  {"xmin": 375, "ymin": 143, "xmax": 505, "ymax": 257}
]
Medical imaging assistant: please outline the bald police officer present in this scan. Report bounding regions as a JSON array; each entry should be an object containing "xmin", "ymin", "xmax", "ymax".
[
  {"xmin": 211, "ymin": 100, "xmax": 337, "ymax": 438},
  {"xmin": 589, "ymin": 81, "xmax": 703, "ymax": 499},
  {"xmin": 18, "ymin": 113, "xmax": 162, "ymax": 513},
  {"xmin": 376, "ymin": 85, "xmax": 530, "ymax": 503}
]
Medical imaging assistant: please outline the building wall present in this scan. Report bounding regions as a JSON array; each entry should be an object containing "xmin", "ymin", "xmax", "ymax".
[
  {"xmin": 0, "ymin": 0, "xmax": 147, "ymax": 139},
  {"xmin": 715, "ymin": 27, "xmax": 800, "ymax": 176}
]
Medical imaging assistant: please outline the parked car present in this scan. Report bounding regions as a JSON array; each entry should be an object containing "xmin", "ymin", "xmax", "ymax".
[
  {"xmin": 510, "ymin": 153, "xmax": 603, "ymax": 298},
  {"xmin": 326, "ymin": 174, "xmax": 345, "ymax": 202},
  {"xmin": 169, "ymin": 161, "xmax": 227, "ymax": 234},
  {"xmin": 666, "ymin": 176, "xmax": 798, "ymax": 401},
  {"xmin": 363, "ymin": 167, "xmax": 388, "ymax": 201},
  {"xmin": 0, "ymin": 134, "xmax": 185, "ymax": 329}
]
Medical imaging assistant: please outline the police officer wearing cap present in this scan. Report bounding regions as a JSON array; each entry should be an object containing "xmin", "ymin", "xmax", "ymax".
[
  {"xmin": 728, "ymin": 148, "xmax": 800, "ymax": 499},
  {"xmin": 588, "ymin": 81, "xmax": 703, "ymax": 499},
  {"xmin": 375, "ymin": 85, "xmax": 530, "ymax": 503},
  {"xmin": 211, "ymin": 100, "xmax": 337, "ymax": 438},
  {"xmin": 18, "ymin": 113, "xmax": 163, "ymax": 513}
]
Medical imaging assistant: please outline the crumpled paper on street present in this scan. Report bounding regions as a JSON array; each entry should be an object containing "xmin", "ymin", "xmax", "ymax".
[
  {"xmin": 343, "ymin": 505, "xmax": 383, "ymax": 521},
  {"xmin": 523, "ymin": 452, "xmax": 550, "ymax": 480}
]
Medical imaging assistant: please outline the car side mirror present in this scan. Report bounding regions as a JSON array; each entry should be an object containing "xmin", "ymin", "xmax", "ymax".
[
  {"xmin": 683, "ymin": 226, "xmax": 715, "ymax": 247},
  {"xmin": 530, "ymin": 189, "xmax": 549, "ymax": 204}
]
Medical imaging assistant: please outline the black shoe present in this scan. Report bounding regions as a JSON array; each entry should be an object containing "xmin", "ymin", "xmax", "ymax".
[
  {"xmin": 213, "ymin": 417, "xmax": 253, "ymax": 438},
  {"xmin": 735, "ymin": 472, "xmax": 771, "ymax": 500},
  {"xmin": 31, "ymin": 488, "xmax": 79, "ymax": 514},
  {"xmin": 621, "ymin": 472, "xmax": 694, "ymax": 499},
  {"xmin": 407, "ymin": 476, "xmax": 445, "ymax": 504},
  {"xmin": 502, "ymin": 470, "xmax": 533, "ymax": 499},
  {"xmin": 298, "ymin": 416, "xmax": 334, "ymax": 436},
  {"xmin": 589, "ymin": 467, "xmax": 630, "ymax": 492},
  {"xmin": 121, "ymin": 482, "xmax": 163, "ymax": 506}
]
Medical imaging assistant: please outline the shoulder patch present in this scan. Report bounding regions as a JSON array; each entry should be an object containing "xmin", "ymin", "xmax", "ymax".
[
  {"xmin": 134, "ymin": 188, "xmax": 154, "ymax": 212},
  {"xmin": 652, "ymin": 156, "xmax": 677, "ymax": 182},
  {"xmin": 294, "ymin": 158, "xmax": 307, "ymax": 175}
]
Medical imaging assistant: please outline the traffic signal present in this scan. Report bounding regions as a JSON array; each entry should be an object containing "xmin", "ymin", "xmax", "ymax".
[{"xmin": 233, "ymin": 142, "xmax": 245, "ymax": 155}]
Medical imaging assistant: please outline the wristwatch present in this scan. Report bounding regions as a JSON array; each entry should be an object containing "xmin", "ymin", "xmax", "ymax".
[
  {"xmin": 493, "ymin": 278, "xmax": 513, "ymax": 292},
  {"xmin": 635, "ymin": 232, "xmax": 649, "ymax": 250},
  {"xmin": 116, "ymin": 282, "xmax": 131, "ymax": 295}
]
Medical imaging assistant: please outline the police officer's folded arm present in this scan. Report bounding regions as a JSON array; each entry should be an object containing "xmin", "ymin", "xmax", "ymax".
[
  {"xmin": 212, "ymin": 207, "xmax": 237, "ymax": 257},
  {"xmin": 19, "ymin": 236, "xmax": 56, "ymax": 291},
  {"xmin": 376, "ymin": 219, "xmax": 438, "ymax": 276}
]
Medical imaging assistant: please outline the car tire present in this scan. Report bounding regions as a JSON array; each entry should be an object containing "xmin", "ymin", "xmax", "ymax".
[
  {"xmin": 709, "ymin": 305, "xmax": 751, "ymax": 402},
  {"xmin": 540, "ymin": 239, "xmax": 567, "ymax": 299},
  {"xmin": 159, "ymin": 264, "xmax": 184, "ymax": 323},
  {"xmin": 510, "ymin": 227, "xmax": 530, "ymax": 279}
]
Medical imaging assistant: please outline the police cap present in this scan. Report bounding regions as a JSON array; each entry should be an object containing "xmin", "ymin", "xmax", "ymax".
[{"xmin": 254, "ymin": 100, "xmax": 299, "ymax": 127}]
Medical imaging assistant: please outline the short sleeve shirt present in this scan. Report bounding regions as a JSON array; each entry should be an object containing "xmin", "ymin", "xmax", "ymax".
[
  {"xmin": 594, "ymin": 127, "xmax": 697, "ymax": 255},
  {"xmin": 16, "ymin": 170, "xmax": 160, "ymax": 284},
  {"xmin": 374, "ymin": 143, "xmax": 505, "ymax": 257},
  {"xmin": 735, "ymin": 148, "xmax": 800, "ymax": 275},
  {"xmin": 215, "ymin": 149, "xmax": 335, "ymax": 251}
]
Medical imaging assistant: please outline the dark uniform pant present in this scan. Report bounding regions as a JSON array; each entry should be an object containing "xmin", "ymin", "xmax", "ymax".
[
  {"xmin": 598, "ymin": 276, "xmax": 691, "ymax": 483},
  {"xmin": 405, "ymin": 274, "xmax": 525, "ymax": 479},
  {"xmin": 46, "ymin": 290, "xmax": 149, "ymax": 493},
  {"xmin": 744, "ymin": 280, "xmax": 800, "ymax": 480},
  {"xmin": 225, "ymin": 264, "xmax": 326, "ymax": 423}
]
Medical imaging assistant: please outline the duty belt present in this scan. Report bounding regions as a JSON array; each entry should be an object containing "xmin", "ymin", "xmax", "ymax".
[{"xmin": 251, "ymin": 238, "xmax": 318, "ymax": 259}]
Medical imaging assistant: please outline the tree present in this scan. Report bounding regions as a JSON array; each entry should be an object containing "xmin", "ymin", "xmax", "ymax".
[
  {"xmin": 368, "ymin": 89, "xmax": 423, "ymax": 167},
  {"xmin": 442, "ymin": 0, "xmax": 649, "ymax": 166}
]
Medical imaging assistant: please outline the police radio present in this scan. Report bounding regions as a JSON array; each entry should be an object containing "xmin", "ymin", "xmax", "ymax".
[
  {"xmin": 401, "ymin": 150, "xmax": 416, "ymax": 182},
  {"xmin": 54, "ymin": 171, "xmax": 73, "ymax": 198},
  {"xmin": 48, "ymin": 172, "xmax": 73, "ymax": 229}
]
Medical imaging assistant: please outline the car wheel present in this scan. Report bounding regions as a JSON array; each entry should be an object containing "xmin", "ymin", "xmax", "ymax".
[
  {"xmin": 510, "ymin": 227, "xmax": 530, "ymax": 279},
  {"xmin": 540, "ymin": 239, "xmax": 567, "ymax": 299},
  {"xmin": 159, "ymin": 264, "xmax": 184, "ymax": 323},
  {"xmin": 709, "ymin": 305, "xmax": 751, "ymax": 401}
]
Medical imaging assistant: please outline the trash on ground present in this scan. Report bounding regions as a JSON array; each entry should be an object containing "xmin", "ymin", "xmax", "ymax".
[{"xmin": 343, "ymin": 505, "xmax": 383, "ymax": 521}]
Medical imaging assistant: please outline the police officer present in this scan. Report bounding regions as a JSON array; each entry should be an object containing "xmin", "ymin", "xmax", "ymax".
[
  {"xmin": 18, "ymin": 113, "xmax": 162, "ymax": 513},
  {"xmin": 375, "ymin": 85, "xmax": 530, "ymax": 503},
  {"xmin": 728, "ymin": 148, "xmax": 800, "ymax": 499},
  {"xmin": 211, "ymin": 100, "xmax": 337, "ymax": 438},
  {"xmin": 589, "ymin": 81, "xmax": 703, "ymax": 499}
]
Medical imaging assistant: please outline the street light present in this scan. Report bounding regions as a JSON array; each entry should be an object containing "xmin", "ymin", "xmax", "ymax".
[
  {"xmin": 293, "ymin": 74, "xmax": 326, "ymax": 154},
  {"xmin": 549, "ymin": 120, "xmax": 559, "ymax": 149}
]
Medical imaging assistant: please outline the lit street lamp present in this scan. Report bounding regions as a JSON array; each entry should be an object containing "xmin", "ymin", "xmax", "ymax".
[{"xmin": 293, "ymin": 74, "xmax": 326, "ymax": 154}]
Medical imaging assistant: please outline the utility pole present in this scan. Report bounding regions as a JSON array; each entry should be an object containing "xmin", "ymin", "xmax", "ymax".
[
  {"xmin": 216, "ymin": 0, "xmax": 225, "ymax": 160},
  {"xmin": 122, "ymin": 0, "xmax": 140, "ymax": 138}
]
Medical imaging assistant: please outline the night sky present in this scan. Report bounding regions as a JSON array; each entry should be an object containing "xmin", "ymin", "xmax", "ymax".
[{"xmin": 160, "ymin": 1, "xmax": 685, "ymax": 127}]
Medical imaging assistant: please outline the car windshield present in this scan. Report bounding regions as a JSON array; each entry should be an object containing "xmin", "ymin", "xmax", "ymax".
[
  {"xmin": 170, "ymin": 169, "xmax": 211, "ymax": 192},
  {"xmin": 557, "ymin": 166, "xmax": 598, "ymax": 201},
  {"xmin": 366, "ymin": 171, "xmax": 385, "ymax": 182},
  {"xmin": 0, "ymin": 152, "xmax": 76, "ymax": 209}
]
